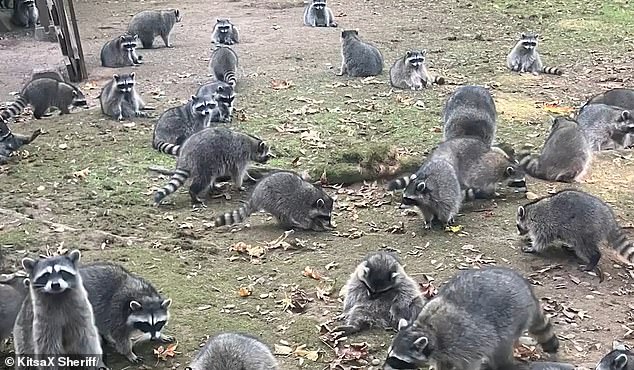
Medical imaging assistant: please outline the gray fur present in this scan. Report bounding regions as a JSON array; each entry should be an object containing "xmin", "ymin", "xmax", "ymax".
[
  {"xmin": 0, "ymin": 0, "xmax": 13, "ymax": 9},
  {"xmin": 516, "ymin": 189, "xmax": 634, "ymax": 279},
  {"xmin": 390, "ymin": 50, "xmax": 444, "ymax": 90},
  {"xmin": 442, "ymin": 86, "xmax": 497, "ymax": 146},
  {"xmin": 11, "ymin": 0, "xmax": 38, "ymax": 28},
  {"xmin": 209, "ymin": 45, "xmax": 238, "ymax": 87},
  {"xmin": 583, "ymin": 88, "xmax": 634, "ymax": 111},
  {"xmin": 576, "ymin": 104, "xmax": 634, "ymax": 150},
  {"xmin": 80, "ymin": 262, "xmax": 173, "ymax": 364},
  {"xmin": 506, "ymin": 33, "xmax": 562, "ymax": 75},
  {"xmin": 492, "ymin": 361, "xmax": 577, "ymax": 370},
  {"xmin": 338, "ymin": 252, "xmax": 425, "ymax": 334},
  {"xmin": 127, "ymin": 9, "xmax": 181, "ymax": 48},
  {"xmin": 196, "ymin": 80, "xmax": 236, "ymax": 122},
  {"xmin": 384, "ymin": 267, "xmax": 558, "ymax": 370},
  {"xmin": 29, "ymin": 68, "xmax": 67, "ymax": 83},
  {"xmin": 214, "ymin": 171, "xmax": 334, "ymax": 231},
  {"xmin": 596, "ymin": 342, "xmax": 632, "ymax": 370},
  {"xmin": 303, "ymin": 0, "xmax": 337, "ymax": 27},
  {"xmin": 0, "ymin": 118, "xmax": 42, "ymax": 164},
  {"xmin": 100, "ymin": 34, "xmax": 143, "ymax": 68},
  {"xmin": 99, "ymin": 73, "xmax": 147, "ymax": 121},
  {"xmin": 518, "ymin": 117, "xmax": 592, "ymax": 182},
  {"xmin": 153, "ymin": 127, "xmax": 272, "ymax": 206},
  {"xmin": 338, "ymin": 30, "xmax": 383, "ymax": 77},
  {"xmin": 13, "ymin": 251, "xmax": 105, "ymax": 370},
  {"xmin": 189, "ymin": 333, "xmax": 278, "ymax": 370},
  {"xmin": 211, "ymin": 18, "xmax": 240, "ymax": 45},
  {"xmin": 0, "ymin": 272, "xmax": 28, "ymax": 341}
]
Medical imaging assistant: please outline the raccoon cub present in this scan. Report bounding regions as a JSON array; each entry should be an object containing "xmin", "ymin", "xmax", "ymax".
[
  {"xmin": 152, "ymin": 94, "xmax": 216, "ymax": 156},
  {"xmin": 101, "ymin": 33, "xmax": 143, "ymax": 68},
  {"xmin": 11, "ymin": 0, "xmax": 38, "ymax": 28},
  {"xmin": 189, "ymin": 333, "xmax": 279, "ymax": 370},
  {"xmin": 13, "ymin": 251, "xmax": 105, "ymax": 369},
  {"xmin": 0, "ymin": 272, "xmax": 28, "ymax": 341},
  {"xmin": 303, "ymin": 0, "xmax": 337, "ymax": 27},
  {"xmin": 390, "ymin": 50, "xmax": 445, "ymax": 90},
  {"xmin": 99, "ymin": 73, "xmax": 148, "ymax": 120},
  {"xmin": 338, "ymin": 252, "xmax": 425, "ymax": 334},
  {"xmin": 153, "ymin": 127, "xmax": 272, "ymax": 206},
  {"xmin": 127, "ymin": 9, "xmax": 182, "ymax": 48},
  {"xmin": 0, "ymin": 118, "xmax": 42, "ymax": 164},
  {"xmin": 214, "ymin": 171, "xmax": 334, "ymax": 231},
  {"xmin": 80, "ymin": 262, "xmax": 173, "ymax": 364},
  {"xmin": 583, "ymin": 88, "xmax": 634, "ymax": 111},
  {"xmin": 442, "ymin": 85, "xmax": 497, "ymax": 147},
  {"xmin": 596, "ymin": 342, "xmax": 632, "ymax": 370},
  {"xmin": 517, "ymin": 189, "xmax": 634, "ymax": 278},
  {"xmin": 196, "ymin": 80, "xmax": 236, "ymax": 123},
  {"xmin": 576, "ymin": 104, "xmax": 634, "ymax": 150},
  {"xmin": 506, "ymin": 33, "xmax": 563, "ymax": 75},
  {"xmin": 210, "ymin": 45, "xmax": 238, "ymax": 87},
  {"xmin": 211, "ymin": 18, "xmax": 240, "ymax": 45},
  {"xmin": 338, "ymin": 30, "xmax": 383, "ymax": 77},
  {"xmin": 384, "ymin": 267, "xmax": 558, "ymax": 370},
  {"xmin": 518, "ymin": 117, "xmax": 592, "ymax": 182},
  {"xmin": 1, "ymin": 77, "xmax": 87, "ymax": 121}
]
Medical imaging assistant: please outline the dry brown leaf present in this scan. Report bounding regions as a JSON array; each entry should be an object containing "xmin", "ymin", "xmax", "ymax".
[
  {"xmin": 154, "ymin": 342, "xmax": 180, "ymax": 361},
  {"xmin": 303, "ymin": 266, "xmax": 322, "ymax": 280},
  {"xmin": 72, "ymin": 168, "xmax": 90, "ymax": 180},
  {"xmin": 238, "ymin": 287, "xmax": 252, "ymax": 297},
  {"xmin": 274, "ymin": 344, "xmax": 294, "ymax": 356},
  {"xmin": 271, "ymin": 79, "xmax": 294, "ymax": 90}
]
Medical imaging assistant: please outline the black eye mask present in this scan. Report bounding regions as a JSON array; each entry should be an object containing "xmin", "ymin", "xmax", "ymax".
[{"xmin": 385, "ymin": 356, "xmax": 418, "ymax": 369}]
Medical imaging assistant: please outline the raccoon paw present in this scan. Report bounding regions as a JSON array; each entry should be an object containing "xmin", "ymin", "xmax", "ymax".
[
  {"xmin": 521, "ymin": 244, "xmax": 537, "ymax": 254},
  {"xmin": 159, "ymin": 334, "xmax": 175, "ymax": 343},
  {"xmin": 333, "ymin": 325, "xmax": 359, "ymax": 335},
  {"xmin": 127, "ymin": 354, "xmax": 144, "ymax": 364}
]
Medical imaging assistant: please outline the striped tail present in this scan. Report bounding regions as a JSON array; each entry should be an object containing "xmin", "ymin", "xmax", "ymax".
[
  {"xmin": 1, "ymin": 96, "xmax": 28, "ymax": 121},
  {"xmin": 610, "ymin": 228, "xmax": 634, "ymax": 265},
  {"xmin": 153, "ymin": 169, "xmax": 190, "ymax": 205},
  {"xmin": 463, "ymin": 188, "xmax": 477, "ymax": 201},
  {"xmin": 528, "ymin": 307, "xmax": 559, "ymax": 353},
  {"xmin": 223, "ymin": 71, "xmax": 236, "ymax": 87},
  {"xmin": 153, "ymin": 140, "xmax": 181, "ymax": 156},
  {"xmin": 387, "ymin": 175, "xmax": 412, "ymax": 191},
  {"xmin": 541, "ymin": 66, "xmax": 563, "ymax": 76},
  {"xmin": 214, "ymin": 202, "xmax": 252, "ymax": 227},
  {"xmin": 518, "ymin": 151, "xmax": 542, "ymax": 178},
  {"xmin": 432, "ymin": 76, "xmax": 446, "ymax": 85}
]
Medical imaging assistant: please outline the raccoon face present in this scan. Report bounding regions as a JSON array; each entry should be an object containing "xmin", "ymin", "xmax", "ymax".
[
  {"xmin": 253, "ymin": 140, "xmax": 273, "ymax": 164},
  {"xmin": 216, "ymin": 19, "xmax": 232, "ymax": 33},
  {"xmin": 595, "ymin": 347, "xmax": 630, "ymax": 370},
  {"xmin": 516, "ymin": 205, "xmax": 530, "ymax": 235},
  {"xmin": 191, "ymin": 95, "xmax": 217, "ymax": 117},
  {"xmin": 120, "ymin": 34, "xmax": 138, "ymax": 51},
  {"xmin": 341, "ymin": 30, "xmax": 359, "ymax": 40},
  {"xmin": 22, "ymin": 250, "xmax": 81, "ymax": 295},
  {"xmin": 504, "ymin": 162, "xmax": 526, "ymax": 189},
  {"xmin": 519, "ymin": 33, "xmax": 538, "ymax": 50},
  {"xmin": 312, "ymin": 1, "xmax": 326, "ymax": 10},
  {"xmin": 309, "ymin": 194, "xmax": 335, "ymax": 231},
  {"xmin": 173, "ymin": 9, "xmax": 182, "ymax": 22},
  {"xmin": 405, "ymin": 50, "xmax": 425, "ymax": 68},
  {"xmin": 114, "ymin": 73, "xmax": 135, "ymax": 94},
  {"xmin": 358, "ymin": 253, "xmax": 400, "ymax": 299},
  {"xmin": 23, "ymin": 0, "xmax": 35, "ymax": 7},
  {"xmin": 401, "ymin": 180, "xmax": 430, "ymax": 209},
  {"xmin": 71, "ymin": 89, "xmax": 88, "ymax": 108},
  {"xmin": 617, "ymin": 111, "xmax": 634, "ymax": 133},
  {"xmin": 127, "ymin": 297, "xmax": 172, "ymax": 341},
  {"xmin": 384, "ymin": 322, "xmax": 432, "ymax": 369}
]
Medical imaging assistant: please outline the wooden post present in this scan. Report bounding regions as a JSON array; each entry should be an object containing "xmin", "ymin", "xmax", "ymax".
[{"xmin": 66, "ymin": 0, "xmax": 86, "ymax": 80}]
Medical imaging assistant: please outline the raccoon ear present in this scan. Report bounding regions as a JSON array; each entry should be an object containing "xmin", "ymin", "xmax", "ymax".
[
  {"xmin": 113, "ymin": 74, "xmax": 120, "ymax": 80},
  {"xmin": 520, "ymin": 33, "xmax": 526, "ymax": 38},
  {"xmin": 358, "ymin": 261, "xmax": 369, "ymax": 278},
  {"xmin": 130, "ymin": 72, "xmax": 136, "ymax": 79},
  {"xmin": 174, "ymin": 9, "xmax": 179, "ymax": 18},
  {"xmin": 413, "ymin": 336, "xmax": 429, "ymax": 349},
  {"xmin": 258, "ymin": 141, "xmax": 266, "ymax": 151},
  {"xmin": 161, "ymin": 298, "xmax": 172, "ymax": 309},
  {"xmin": 405, "ymin": 51, "xmax": 412, "ymax": 58},
  {"xmin": 621, "ymin": 111, "xmax": 631, "ymax": 121},
  {"xmin": 505, "ymin": 166, "xmax": 515, "ymax": 176},
  {"xmin": 68, "ymin": 249, "xmax": 81, "ymax": 264},
  {"xmin": 391, "ymin": 272, "xmax": 400, "ymax": 280},
  {"xmin": 316, "ymin": 198, "xmax": 325, "ymax": 208},
  {"xmin": 409, "ymin": 173, "xmax": 417, "ymax": 180},
  {"xmin": 21, "ymin": 257, "xmax": 36, "ymax": 272},
  {"xmin": 129, "ymin": 300, "xmax": 143, "ymax": 311},
  {"xmin": 191, "ymin": 95, "xmax": 198, "ymax": 102},
  {"xmin": 517, "ymin": 206, "xmax": 526, "ymax": 218},
  {"xmin": 397, "ymin": 318, "xmax": 409, "ymax": 331},
  {"xmin": 23, "ymin": 278, "xmax": 30, "ymax": 288},
  {"xmin": 615, "ymin": 354, "xmax": 628, "ymax": 370},
  {"xmin": 613, "ymin": 341, "xmax": 627, "ymax": 351},
  {"xmin": 421, "ymin": 49, "xmax": 427, "ymax": 56},
  {"xmin": 416, "ymin": 181, "xmax": 426, "ymax": 192},
  {"xmin": 120, "ymin": 35, "xmax": 126, "ymax": 41},
  {"xmin": 534, "ymin": 33, "xmax": 539, "ymax": 39}
]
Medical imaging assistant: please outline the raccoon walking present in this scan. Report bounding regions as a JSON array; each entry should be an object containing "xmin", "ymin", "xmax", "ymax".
[
  {"xmin": 596, "ymin": 341, "xmax": 632, "ymax": 370},
  {"xmin": 516, "ymin": 189, "xmax": 634, "ymax": 279},
  {"xmin": 442, "ymin": 85, "xmax": 497, "ymax": 146},
  {"xmin": 13, "ymin": 251, "xmax": 105, "ymax": 370},
  {"xmin": 11, "ymin": 0, "xmax": 38, "ymax": 28},
  {"xmin": 338, "ymin": 252, "xmax": 425, "ymax": 334},
  {"xmin": 582, "ymin": 88, "xmax": 634, "ymax": 111},
  {"xmin": 101, "ymin": 34, "xmax": 143, "ymax": 67},
  {"xmin": 211, "ymin": 18, "xmax": 240, "ymax": 45},
  {"xmin": 209, "ymin": 45, "xmax": 238, "ymax": 87},
  {"xmin": 99, "ymin": 73, "xmax": 148, "ymax": 120},
  {"xmin": 80, "ymin": 262, "xmax": 174, "ymax": 364},
  {"xmin": 384, "ymin": 267, "xmax": 558, "ymax": 370},
  {"xmin": 576, "ymin": 104, "xmax": 634, "ymax": 150},
  {"xmin": 1, "ymin": 77, "xmax": 87, "ymax": 121},
  {"xmin": 338, "ymin": 30, "xmax": 383, "ymax": 77},
  {"xmin": 506, "ymin": 33, "xmax": 563, "ymax": 75},
  {"xmin": 153, "ymin": 128, "xmax": 272, "ymax": 206},
  {"xmin": 303, "ymin": 0, "xmax": 337, "ymax": 27},
  {"xmin": 214, "ymin": 171, "xmax": 334, "ymax": 231},
  {"xmin": 0, "ymin": 272, "xmax": 28, "ymax": 341},
  {"xmin": 196, "ymin": 80, "xmax": 236, "ymax": 123},
  {"xmin": 390, "ymin": 50, "xmax": 445, "ymax": 90},
  {"xmin": 127, "ymin": 9, "xmax": 182, "ymax": 48},
  {"xmin": 0, "ymin": 118, "xmax": 42, "ymax": 164},
  {"xmin": 518, "ymin": 117, "xmax": 592, "ymax": 182},
  {"xmin": 189, "ymin": 333, "xmax": 279, "ymax": 370}
]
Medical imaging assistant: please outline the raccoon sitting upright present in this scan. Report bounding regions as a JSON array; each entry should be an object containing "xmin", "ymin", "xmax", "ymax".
[
  {"xmin": 101, "ymin": 33, "xmax": 143, "ymax": 68},
  {"xmin": 209, "ymin": 45, "xmax": 238, "ymax": 87},
  {"xmin": 0, "ymin": 118, "xmax": 42, "ymax": 164},
  {"xmin": 583, "ymin": 88, "xmax": 634, "ymax": 111},
  {"xmin": 214, "ymin": 171, "xmax": 334, "ymax": 231},
  {"xmin": 390, "ymin": 50, "xmax": 445, "ymax": 90},
  {"xmin": 196, "ymin": 81, "xmax": 236, "ymax": 123},
  {"xmin": 338, "ymin": 30, "xmax": 383, "ymax": 77},
  {"xmin": 337, "ymin": 252, "xmax": 425, "ymax": 334},
  {"xmin": 127, "ymin": 9, "xmax": 182, "ymax": 48},
  {"xmin": 517, "ymin": 189, "xmax": 634, "ymax": 279},
  {"xmin": 384, "ymin": 267, "xmax": 558, "ymax": 370},
  {"xmin": 211, "ymin": 18, "xmax": 240, "ymax": 45},
  {"xmin": 0, "ymin": 272, "xmax": 28, "ymax": 341},
  {"xmin": 596, "ymin": 342, "xmax": 633, "ymax": 370},
  {"xmin": 576, "ymin": 104, "xmax": 634, "ymax": 150},
  {"xmin": 303, "ymin": 0, "xmax": 337, "ymax": 27},
  {"xmin": 442, "ymin": 85, "xmax": 497, "ymax": 147},
  {"xmin": 189, "ymin": 333, "xmax": 279, "ymax": 370},
  {"xmin": 506, "ymin": 33, "xmax": 563, "ymax": 75},
  {"xmin": 80, "ymin": 262, "xmax": 174, "ymax": 364},
  {"xmin": 99, "ymin": 73, "xmax": 148, "ymax": 120},
  {"xmin": 11, "ymin": 0, "xmax": 38, "ymax": 28}
]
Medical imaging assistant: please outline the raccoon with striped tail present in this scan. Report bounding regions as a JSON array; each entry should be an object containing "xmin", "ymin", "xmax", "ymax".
[
  {"xmin": 390, "ymin": 50, "xmax": 445, "ymax": 90},
  {"xmin": 0, "ymin": 118, "xmax": 42, "ymax": 164},
  {"xmin": 127, "ymin": 9, "xmax": 182, "ymax": 48},
  {"xmin": 338, "ymin": 30, "xmax": 383, "ymax": 77},
  {"xmin": 383, "ymin": 267, "xmax": 559, "ymax": 370},
  {"xmin": 1, "ymin": 77, "xmax": 87, "ymax": 121},
  {"xmin": 99, "ymin": 73, "xmax": 149, "ymax": 121},
  {"xmin": 303, "ymin": 0, "xmax": 337, "ymax": 27},
  {"xmin": 211, "ymin": 18, "xmax": 240, "ymax": 45},
  {"xmin": 153, "ymin": 127, "xmax": 272, "ymax": 206},
  {"xmin": 100, "ymin": 33, "xmax": 143, "ymax": 68},
  {"xmin": 506, "ymin": 33, "xmax": 563, "ymax": 75},
  {"xmin": 442, "ymin": 85, "xmax": 497, "ymax": 147},
  {"xmin": 152, "ymin": 94, "xmax": 216, "ymax": 156},
  {"xmin": 189, "ymin": 333, "xmax": 279, "ymax": 370},
  {"xmin": 214, "ymin": 171, "xmax": 334, "ymax": 231},
  {"xmin": 209, "ymin": 44, "xmax": 238, "ymax": 88}
]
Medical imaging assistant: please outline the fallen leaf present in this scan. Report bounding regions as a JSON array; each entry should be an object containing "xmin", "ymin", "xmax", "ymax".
[
  {"xmin": 238, "ymin": 287, "xmax": 252, "ymax": 297},
  {"xmin": 303, "ymin": 266, "xmax": 321, "ymax": 280},
  {"xmin": 72, "ymin": 168, "xmax": 90, "ymax": 180},
  {"xmin": 525, "ymin": 191, "xmax": 539, "ymax": 200},
  {"xmin": 274, "ymin": 344, "xmax": 294, "ymax": 356},
  {"xmin": 444, "ymin": 224, "xmax": 464, "ymax": 233},
  {"xmin": 271, "ymin": 79, "xmax": 294, "ymax": 90},
  {"xmin": 542, "ymin": 102, "xmax": 575, "ymax": 115},
  {"xmin": 154, "ymin": 342, "xmax": 180, "ymax": 361}
]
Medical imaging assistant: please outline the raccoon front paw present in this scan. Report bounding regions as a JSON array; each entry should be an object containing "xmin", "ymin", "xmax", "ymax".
[
  {"xmin": 330, "ymin": 22, "xmax": 338, "ymax": 27},
  {"xmin": 127, "ymin": 354, "xmax": 143, "ymax": 364},
  {"xmin": 521, "ymin": 244, "xmax": 537, "ymax": 253},
  {"xmin": 159, "ymin": 334, "xmax": 175, "ymax": 343},
  {"xmin": 423, "ymin": 222, "xmax": 432, "ymax": 230},
  {"xmin": 333, "ymin": 325, "xmax": 359, "ymax": 335},
  {"xmin": 135, "ymin": 111, "xmax": 148, "ymax": 118},
  {"xmin": 192, "ymin": 202, "xmax": 207, "ymax": 209}
]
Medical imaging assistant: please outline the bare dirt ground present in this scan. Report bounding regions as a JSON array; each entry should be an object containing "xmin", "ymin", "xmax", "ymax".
[{"xmin": 0, "ymin": 0, "xmax": 633, "ymax": 369}]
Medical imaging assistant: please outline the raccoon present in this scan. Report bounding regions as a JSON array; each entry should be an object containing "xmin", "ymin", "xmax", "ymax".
[
  {"xmin": 152, "ymin": 94, "xmax": 216, "ymax": 156},
  {"xmin": 127, "ymin": 9, "xmax": 182, "ymax": 48},
  {"xmin": 29, "ymin": 68, "xmax": 67, "ymax": 83},
  {"xmin": 209, "ymin": 45, "xmax": 238, "ymax": 87},
  {"xmin": 214, "ymin": 171, "xmax": 334, "ymax": 231},
  {"xmin": 99, "ymin": 73, "xmax": 148, "ymax": 121},
  {"xmin": 518, "ymin": 117, "xmax": 592, "ymax": 182},
  {"xmin": 383, "ymin": 267, "xmax": 558, "ymax": 370},
  {"xmin": 390, "ymin": 50, "xmax": 445, "ymax": 90},
  {"xmin": 506, "ymin": 33, "xmax": 563, "ymax": 75},
  {"xmin": 13, "ymin": 251, "xmax": 105, "ymax": 369},
  {"xmin": 516, "ymin": 189, "xmax": 634, "ymax": 279},
  {"xmin": 338, "ymin": 30, "xmax": 384, "ymax": 77},
  {"xmin": 596, "ymin": 342, "xmax": 632, "ymax": 370},
  {"xmin": 189, "ymin": 333, "xmax": 279, "ymax": 370},
  {"xmin": 153, "ymin": 127, "xmax": 272, "ymax": 206},
  {"xmin": 11, "ymin": 0, "xmax": 38, "ymax": 28},
  {"xmin": 0, "ymin": 272, "xmax": 28, "ymax": 341},
  {"xmin": 1, "ymin": 77, "xmax": 87, "ymax": 121},
  {"xmin": 583, "ymin": 88, "xmax": 634, "ymax": 111},
  {"xmin": 211, "ymin": 18, "xmax": 240, "ymax": 45},
  {"xmin": 576, "ymin": 104, "xmax": 634, "ymax": 150},
  {"xmin": 0, "ymin": 118, "xmax": 42, "ymax": 164},
  {"xmin": 196, "ymin": 80, "xmax": 236, "ymax": 122},
  {"xmin": 337, "ymin": 252, "xmax": 425, "ymax": 335},
  {"xmin": 80, "ymin": 262, "xmax": 173, "ymax": 364},
  {"xmin": 303, "ymin": 0, "xmax": 337, "ymax": 27},
  {"xmin": 442, "ymin": 85, "xmax": 497, "ymax": 147},
  {"xmin": 100, "ymin": 33, "xmax": 143, "ymax": 68}
]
